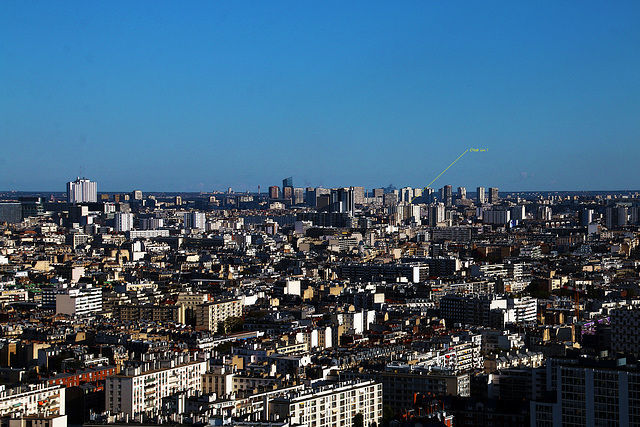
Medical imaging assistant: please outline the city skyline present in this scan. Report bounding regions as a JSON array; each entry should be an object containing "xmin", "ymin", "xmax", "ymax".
[{"xmin": 2, "ymin": 2, "xmax": 639, "ymax": 192}]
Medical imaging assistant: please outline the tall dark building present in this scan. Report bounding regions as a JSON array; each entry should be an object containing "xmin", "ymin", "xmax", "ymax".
[
  {"xmin": 282, "ymin": 177, "xmax": 293, "ymax": 202},
  {"xmin": 330, "ymin": 188, "xmax": 355, "ymax": 215},
  {"xmin": 0, "ymin": 203, "xmax": 22, "ymax": 224},
  {"xmin": 305, "ymin": 187, "xmax": 317, "ymax": 207}
]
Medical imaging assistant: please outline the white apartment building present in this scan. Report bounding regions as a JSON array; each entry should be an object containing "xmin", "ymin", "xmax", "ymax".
[
  {"xmin": 0, "ymin": 384, "xmax": 65, "ymax": 418},
  {"xmin": 270, "ymin": 380, "xmax": 382, "ymax": 427},
  {"xmin": 105, "ymin": 359, "xmax": 207, "ymax": 421},
  {"xmin": 114, "ymin": 213, "xmax": 134, "ymax": 232},
  {"xmin": 67, "ymin": 178, "xmax": 97, "ymax": 203},
  {"xmin": 55, "ymin": 285, "xmax": 102, "ymax": 317}
]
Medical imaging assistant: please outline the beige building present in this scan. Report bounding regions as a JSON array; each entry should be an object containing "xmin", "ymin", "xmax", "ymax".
[{"xmin": 195, "ymin": 299, "xmax": 242, "ymax": 333}]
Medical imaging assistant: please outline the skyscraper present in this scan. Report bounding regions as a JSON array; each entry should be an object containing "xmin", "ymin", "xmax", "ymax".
[
  {"xmin": 488, "ymin": 187, "xmax": 499, "ymax": 204},
  {"xmin": 114, "ymin": 212, "xmax": 134, "ymax": 232},
  {"xmin": 440, "ymin": 185, "xmax": 453, "ymax": 207},
  {"xmin": 269, "ymin": 186, "xmax": 280, "ymax": 199},
  {"xmin": 67, "ymin": 177, "xmax": 97, "ymax": 203},
  {"xmin": 282, "ymin": 177, "xmax": 293, "ymax": 201},
  {"xmin": 476, "ymin": 187, "xmax": 485, "ymax": 205},
  {"xmin": 330, "ymin": 188, "xmax": 355, "ymax": 215},
  {"xmin": 457, "ymin": 187, "xmax": 466, "ymax": 200},
  {"xmin": 184, "ymin": 212, "xmax": 206, "ymax": 230}
]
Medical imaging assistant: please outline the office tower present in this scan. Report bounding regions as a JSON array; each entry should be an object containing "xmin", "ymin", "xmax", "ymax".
[
  {"xmin": 269, "ymin": 186, "xmax": 280, "ymax": 199},
  {"xmin": 184, "ymin": 212, "xmax": 206, "ymax": 230},
  {"xmin": 579, "ymin": 208, "xmax": 594, "ymax": 226},
  {"xmin": 114, "ymin": 212, "xmax": 134, "ymax": 232},
  {"xmin": 372, "ymin": 188, "xmax": 384, "ymax": 198},
  {"xmin": 458, "ymin": 186, "xmax": 466, "ymax": 200},
  {"xmin": 330, "ymin": 188, "xmax": 355, "ymax": 215},
  {"xmin": 488, "ymin": 187, "xmax": 499, "ymax": 204},
  {"xmin": 132, "ymin": 190, "xmax": 143, "ymax": 200},
  {"xmin": 477, "ymin": 187, "xmax": 485, "ymax": 204},
  {"xmin": 282, "ymin": 177, "xmax": 293, "ymax": 200},
  {"xmin": 305, "ymin": 187, "xmax": 316, "ymax": 207},
  {"xmin": 0, "ymin": 203, "xmax": 22, "ymax": 224},
  {"xmin": 536, "ymin": 206, "xmax": 552, "ymax": 221},
  {"xmin": 293, "ymin": 187, "xmax": 304, "ymax": 205},
  {"xmin": 400, "ymin": 187, "xmax": 413, "ymax": 203},
  {"xmin": 510, "ymin": 205, "xmax": 526, "ymax": 221},
  {"xmin": 19, "ymin": 197, "xmax": 44, "ymax": 219},
  {"xmin": 67, "ymin": 177, "xmax": 97, "ymax": 203},
  {"xmin": 428, "ymin": 203, "xmax": 445, "ymax": 226},
  {"xmin": 352, "ymin": 186, "xmax": 365, "ymax": 205},
  {"xmin": 175, "ymin": 195, "xmax": 182, "ymax": 206},
  {"xmin": 421, "ymin": 187, "xmax": 434, "ymax": 204},
  {"xmin": 282, "ymin": 186, "xmax": 293, "ymax": 201},
  {"xmin": 606, "ymin": 206, "xmax": 628, "ymax": 229},
  {"xmin": 439, "ymin": 185, "xmax": 452, "ymax": 207}
]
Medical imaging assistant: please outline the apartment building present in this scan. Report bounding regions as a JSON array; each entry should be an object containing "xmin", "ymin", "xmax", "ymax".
[
  {"xmin": 195, "ymin": 299, "xmax": 242, "ymax": 333},
  {"xmin": 270, "ymin": 380, "xmax": 382, "ymax": 427},
  {"xmin": 104, "ymin": 357, "xmax": 207, "ymax": 421}
]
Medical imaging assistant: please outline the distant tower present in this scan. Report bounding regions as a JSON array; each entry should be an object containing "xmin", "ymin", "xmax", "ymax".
[
  {"xmin": 67, "ymin": 177, "xmax": 97, "ymax": 203},
  {"xmin": 175, "ymin": 196, "xmax": 182, "ymax": 206},
  {"xmin": 488, "ymin": 187, "xmax": 499, "ymax": 204},
  {"xmin": 269, "ymin": 186, "xmax": 280, "ymax": 199},
  {"xmin": 457, "ymin": 187, "xmax": 466, "ymax": 200},
  {"xmin": 440, "ymin": 185, "xmax": 453, "ymax": 207},
  {"xmin": 282, "ymin": 177, "xmax": 293, "ymax": 201},
  {"xmin": 476, "ymin": 187, "xmax": 485, "ymax": 205}
]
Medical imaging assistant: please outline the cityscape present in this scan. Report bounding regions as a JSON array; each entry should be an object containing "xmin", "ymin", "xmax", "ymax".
[
  {"xmin": 0, "ymin": 177, "xmax": 639, "ymax": 426},
  {"xmin": 2, "ymin": 1, "xmax": 640, "ymax": 427}
]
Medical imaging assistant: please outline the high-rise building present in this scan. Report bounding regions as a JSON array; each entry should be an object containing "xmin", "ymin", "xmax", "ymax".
[
  {"xmin": 400, "ymin": 187, "xmax": 413, "ymax": 203},
  {"xmin": 352, "ymin": 186, "xmax": 365, "ymax": 205},
  {"xmin": 114, "ymin": 212, "xmax": 134, "ymax": 232},
  {"xmin": 184, "ymin": 211, "xmax": 206, "ymax": 230},
  {"xmin": 458, "ymin": 186, "xmax": 466, "ymax": 200},
  {"xmin": 606, "ymin": 206, "xmax": 628, "ymax": 229},
  {"xmin": 477, "ymin": 187, "xmax": 485, "ymax": 204},
  {"xmin": 174, "ymin": 195, "xmax": 182, "ymax": 206},
  {"xmin": 488, "ymin": 187, "xmax": 499, "ymax": 204},
  {"xmin": 131, "ymin": 190, "xmax": 143, "ymax": 200},
  {"xmin": 67, "ymin": 177, "xmax": 97, "ymax": 203},
  {"xmin": 282, "ymin": 177, "xmax": 293, "ymax": 201},
  {"xmin": 269, "ymin": 186, "xmax": 280, "ymax": 199},
  {"xmin": 305, "ymin": 187, "xmax": 316, "ymax": 207},
  {"xmin": 579, "ymin": 208, "xmax": 594, "ymax": 226},
  {"xmin": 330, "ymin": 188, "xmax": 355, "ymax": 215},
  {"xmin": 443, "ymin": 185, "xmax": 453, "ymax": 206},
  {"xmin": 421, "ymin": 187, "xmax": 434, "ymax": 204},
  {"xmin": 0, "ymin": 203, "xmax": 22, "ymax": 224},
  {"xmin": 428, "ymin": 203, "xmax": 445, "ymax": 226},
  {"xmin": 293, "ymin": 187, "xmax": 304, "ymax": 205}
]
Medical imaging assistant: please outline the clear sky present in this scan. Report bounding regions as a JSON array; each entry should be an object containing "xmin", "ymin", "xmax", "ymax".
[{"xmin": 2, "ymin": 1, "xmax": 639, "ymax": 192}]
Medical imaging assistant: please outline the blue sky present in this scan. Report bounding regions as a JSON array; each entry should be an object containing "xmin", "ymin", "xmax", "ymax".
[{"xmin": 2, "ymin": 1, "xmax": 639, "ymax": 192}]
